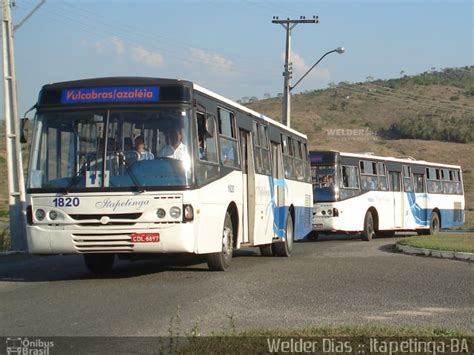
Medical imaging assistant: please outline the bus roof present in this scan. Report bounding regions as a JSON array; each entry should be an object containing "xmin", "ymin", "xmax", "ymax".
[
  {"xmin": 194, "ymin": 83, "xmax": 307, "ymax": 139},
  {"xmin": 310, "ymin": 150, "xmax": 462, "ymax": 169}
]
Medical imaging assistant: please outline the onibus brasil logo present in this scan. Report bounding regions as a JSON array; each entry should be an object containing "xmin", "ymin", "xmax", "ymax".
[{"xmin": 5, "ymin": 337, "xmax": 54, "ymax": 355}]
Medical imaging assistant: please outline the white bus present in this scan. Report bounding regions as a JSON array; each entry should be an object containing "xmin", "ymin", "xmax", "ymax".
[
  {"xmin": 310, "ymin": 151, "xmax": 465, "ymax": 240},
  {"xmin": 24, "ymin": 77, "xmax": 312, "ymax": 273}
]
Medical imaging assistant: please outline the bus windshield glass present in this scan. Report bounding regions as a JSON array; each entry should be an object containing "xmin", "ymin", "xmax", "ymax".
[
  {"xmin": 27, "ymin": 108, "xmax": 192, "ymax": 191},
  {"xmin": 311, "ymin": 165, "xmax": 337, "ymax": 202}
]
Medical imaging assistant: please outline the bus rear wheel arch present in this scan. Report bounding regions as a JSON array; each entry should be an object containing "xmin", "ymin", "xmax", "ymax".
[
  {"xmin": 417, "ymin": 210, "xmax": 441, "ymax": 236},
  {"xmin": 273, "ymin": 207, "xmax": 294, "ymax": 257},
  {"xmin": 361, "ymin": 209, "xmax": 377, "ymax": 241}
]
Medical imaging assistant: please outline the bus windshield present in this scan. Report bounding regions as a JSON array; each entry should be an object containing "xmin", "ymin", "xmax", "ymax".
[
  {"xmin": 311, "ymin": 165, "xmax": 337, "ymax": 202},
  {"xmin": 27, "ymin": 108, "xmax": 192, "ymax": 191}
]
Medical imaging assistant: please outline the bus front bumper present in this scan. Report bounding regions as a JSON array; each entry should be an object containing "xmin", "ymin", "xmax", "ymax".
[{"xmin": 26, "ymin": 223, "xmax": 196, "ymax": 254}]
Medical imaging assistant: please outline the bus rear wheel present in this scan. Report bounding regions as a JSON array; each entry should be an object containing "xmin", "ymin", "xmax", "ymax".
[
  {"xmin": 84, "ymin": 253, "xmax": 115, "ymax": 274},
  {"xmin": 259, "ymin": 244, "xmax": 274, "ymax": 256},
  {"xmin": 207, "ymin": 212, "xmax": 233, "ymax": 271},
  {"xmin": 361, "ymin": 211, "xmax": 375, "ymax": 241},
  {"xmin": 429, "ymin": 212, "xmax": 440, "ymax": 235},
  {"xmin": 273, "ymin": 213, "xmax": 294, "ymax": 257}
]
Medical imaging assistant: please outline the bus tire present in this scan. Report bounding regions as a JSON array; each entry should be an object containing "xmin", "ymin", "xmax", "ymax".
[
  {"xmin": 273, "ymin": 213, "xmax": 294, "ymax": 257},
  {"xmin": 361, "ymin": 211, "xmax": 375, "ymax": 241},
  {"xmin": 207, "ymin": 212, "xmax": 233, "ymax": 271},
  {"xmin": 84, "ymin": 253, "xmax": 115, "ymax": 274},
  {"xmin": 429, "ymin": 212, "xmax": 440, "ymax": 235},
  {"xmin": 259, "ymin": 244, "xmax": 274, "ymax": 256}
]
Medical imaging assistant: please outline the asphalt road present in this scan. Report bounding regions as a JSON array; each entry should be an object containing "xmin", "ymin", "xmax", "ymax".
[{"xmin": 0, "ymin": 236, "xmax": 472, "ymax": 336}]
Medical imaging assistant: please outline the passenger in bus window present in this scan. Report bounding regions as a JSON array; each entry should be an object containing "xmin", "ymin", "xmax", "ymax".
[
  {"xmin": 135, "ymin": 136, "xmax": 155, "ymax": 161},
  {"xmin": 319, "ymin": 175, "xmax": 328, "ymax": 187},
  {"xmin": 327, "ymin": 175, "xmax": 335, "ymax": 186},
  {"xmin": 198, "ymin": 134, "xmax": 207, "ymax": 160},
  {"xmin": 221, "ymin": 142, "xmax": 235, "ymax": 166},
  {"xmin": 159, "ymin": 128, "xmax": 186, "ymax": 160},
  {"xmin": 369, "ymin": 177, "xmax": 377, "ymax": 190}
]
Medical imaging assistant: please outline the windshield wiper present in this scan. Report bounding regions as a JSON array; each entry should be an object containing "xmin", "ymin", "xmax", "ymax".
[
  {"xmin": 120, "ymin": 153, "xmax": 145, "ymax": 193},
  {"xmin": 62, "ymin": 163, "xmax": 87, "ymax": 195}
]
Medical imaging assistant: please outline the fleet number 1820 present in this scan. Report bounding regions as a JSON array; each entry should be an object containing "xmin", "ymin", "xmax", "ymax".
[{"xmin": 52, "ymin": 197, "xmax": 80, "ymax": 207}]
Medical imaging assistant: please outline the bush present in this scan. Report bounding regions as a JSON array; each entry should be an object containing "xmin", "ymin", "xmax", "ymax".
[{"xmin": 385, "ymin": 115, "xmax": 474, "ymax": 143}]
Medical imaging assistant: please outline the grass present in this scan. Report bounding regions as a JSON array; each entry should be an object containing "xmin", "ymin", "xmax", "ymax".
[
  {"xmin": 0, "ymin": 225, "xmax": 11, "ymax": 252},
  {"xmin": 397, "ymin": 233, "xmax": 474, "ymax": 253},
  {"xmin": 177, "ymin": 325, "xmax": 473, "ymax": 353},
  {"xmin": 0, "ymin": 208, "xmax": 9, "ymax": 220}
]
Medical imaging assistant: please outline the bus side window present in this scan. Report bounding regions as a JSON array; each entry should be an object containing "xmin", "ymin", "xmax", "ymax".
[
  {"xmin": 414, "ymin": 173, "xmax": 425, "ymax": 193},
  {"xmin": 342, "ymin": 165, "xmax": 359, "ymax": 189},
  {"xmin": 197, "ymin": 113, "xmax": 218, "ymax": 163},
  {"xmin": 378, "ymin": 162, "xmax": 389, "ymax": 191},
  {"xmin": 389, "ymin": 171, "xmax": 401, "ymax": 192},
  {"xmin": 218, "ymin": 108, "xmax": 239, "ymax": 168}
]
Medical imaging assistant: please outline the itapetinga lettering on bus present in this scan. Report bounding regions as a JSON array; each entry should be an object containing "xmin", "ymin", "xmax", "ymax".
[{"xmin": 61, "ymin": 86, "xmax": 160, "ymax": 104}]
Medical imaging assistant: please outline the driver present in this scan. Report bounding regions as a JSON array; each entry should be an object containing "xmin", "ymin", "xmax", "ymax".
[{"xmin": 158, "ymin": 127, "xmax": 187, "ymax": 160}]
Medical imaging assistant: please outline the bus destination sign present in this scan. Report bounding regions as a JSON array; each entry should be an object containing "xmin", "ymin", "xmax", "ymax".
[{"xmin": 61, "ymin": 86, "xmax": 160, "ymax": 104}]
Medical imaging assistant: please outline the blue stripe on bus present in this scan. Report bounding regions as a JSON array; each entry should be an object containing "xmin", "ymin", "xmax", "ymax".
[
  {"xmin": 267, "ymin": 176, "xmax": 312, "ymax": 240},
  {"xmin": 407, "ymin": 192, "xmax": 464, "ymax": 228}
]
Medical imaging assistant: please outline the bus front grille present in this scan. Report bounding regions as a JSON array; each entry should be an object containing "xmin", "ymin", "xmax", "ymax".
[{"xmin": 72, "ymin": 233, "xmax": 134, "ymax": 252}]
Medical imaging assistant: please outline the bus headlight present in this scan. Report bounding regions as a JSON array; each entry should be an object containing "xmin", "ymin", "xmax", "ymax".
[
  {"xmin": 327, "ymin": 209, "xmax": 332, "ymax": 216},
  {"xmin": 157, "ymin": 208, "xmax": 166, "ymax": 218},
  {"xmin": 49, "ymin": 210, "xmax": 58, "ymax": 220},
  {"xmin": 321, "ymin": 210, "xmax": 326, "ymax": 216},
  {"xmin": 183, "ymin": 204, "xmax": 194, "ymax": 221},
  {"xmin": 169, "ymin": 206, "xmax": 181, "ymax": 219},
  {"xmin": 35, "ymin": 209, "xmax": 46, "ymax": 221}
]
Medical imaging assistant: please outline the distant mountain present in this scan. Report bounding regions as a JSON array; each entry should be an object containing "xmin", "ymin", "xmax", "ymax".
[{"xmin": 246, "ymin": 66, "xmax": 474, "ymax": 144}]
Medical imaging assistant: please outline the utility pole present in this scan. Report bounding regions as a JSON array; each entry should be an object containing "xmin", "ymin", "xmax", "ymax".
[
  {"xmin": 272, "ymin": 16, "xmax": 318, "ymax": 128},
  {"xmin": 2, "ymin": 0, "xmax": 45, "ymax": 251}
]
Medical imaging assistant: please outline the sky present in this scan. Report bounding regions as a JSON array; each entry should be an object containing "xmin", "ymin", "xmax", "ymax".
[{"xmin": 2, "ymin": 0, "xmax": 473, "ymax": 116}]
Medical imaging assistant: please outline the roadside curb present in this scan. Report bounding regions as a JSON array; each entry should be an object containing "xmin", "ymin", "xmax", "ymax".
[{"xmin": 396, "ymin": 243, "xmax": 474, "ymax": 262}]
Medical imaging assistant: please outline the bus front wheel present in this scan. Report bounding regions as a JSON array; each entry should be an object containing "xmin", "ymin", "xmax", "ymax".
[
  {"xmin": 361, "ymin": 211, "xmax": 375, "ymax": 241},
  {"xmin": 207, "ymin": 212, "xmax": 233, "ymax": 271},
  {"xmin": 273, "ymin": 214, "xmax": 294, "ymax": 257},
  {"xmin": 83, "ymin": 254, "xmax": 115, "ymax": 274}
]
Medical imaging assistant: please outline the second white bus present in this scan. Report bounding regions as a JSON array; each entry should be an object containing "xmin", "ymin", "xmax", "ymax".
[{"xmin": 310, "ymin": 151, "xmax": 465, "ymax": 240}]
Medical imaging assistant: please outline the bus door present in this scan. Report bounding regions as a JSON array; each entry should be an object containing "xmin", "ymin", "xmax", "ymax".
[
  {"xmin": 239, "ymin": 130, "xmax": 253, "ymax": 244},
  {"xmin": 389, "ymin": 171, "xmax": 404, "ymax": 228},
  {"xmin": 272, "ymin": 142, "xmax": 285, "ymax": 237},
  {"xmin": 272, "ymin": 143, "xmax": 284, "ymax": 208}
]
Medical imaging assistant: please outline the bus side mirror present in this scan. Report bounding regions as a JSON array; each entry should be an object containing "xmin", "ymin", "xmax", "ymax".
[
  {"xmin": 20, "ymin": 118, "xmax": 29, "ymax": 143},
  {"xmin": 205, "ymin": 114, "xmax": 216, "ymax": 137}
]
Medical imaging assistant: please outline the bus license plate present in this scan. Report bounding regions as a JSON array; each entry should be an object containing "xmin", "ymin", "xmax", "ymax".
[
  {"xmin": 313, "ymin": 224, "xmax": 324, "ymax": 230},
  {"xmin": 131, "ymin": 233, "xmax": 160, "ymax": 243}
]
